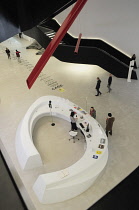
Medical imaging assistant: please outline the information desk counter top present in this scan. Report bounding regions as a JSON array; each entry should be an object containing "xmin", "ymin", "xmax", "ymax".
[{"xmin": 15, "ymin": 96, "xmax": 108, "ymax": 204}]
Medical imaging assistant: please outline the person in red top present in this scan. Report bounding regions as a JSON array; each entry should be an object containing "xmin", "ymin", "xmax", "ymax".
[
  {"xmin": 16, "ymin": 50, "xmax": 21, "ymax": 62},
  {"xmin": 106, "ymin": 113, "xmax": 115, "ymax": 137},
  {"xmin": 90, "ymin": 107, "xmax": 96, "ymax": 119}
]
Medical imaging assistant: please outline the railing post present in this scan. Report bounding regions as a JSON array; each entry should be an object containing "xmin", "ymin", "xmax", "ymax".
[
  {"xmin": 127, "ymin": 60, "xmax": 134, "ymax": 82},
  {"xmin": 74, "ymin": 33, "xmax": 82, "ymax": 54}
]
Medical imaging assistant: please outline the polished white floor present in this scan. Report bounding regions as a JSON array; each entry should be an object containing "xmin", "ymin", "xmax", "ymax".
[
  {"xmin": 0, "ymin": 36, "xmax": 139, "ymax": 210},
  {"xmin": 33, "ymin": 116, "xmax": 86, "ymax": 172}
]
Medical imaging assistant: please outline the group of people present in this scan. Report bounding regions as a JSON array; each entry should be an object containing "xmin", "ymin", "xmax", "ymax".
[
  {"xmin": 5, "ymin": 42, "xmax": 115, "ymax": 137},
  {"xmin": 94, "ymin": 74, "xmax": 115, "ymax": 136},
  {"xmin": 70, "ymin": 107, "xmax": 115, "ymax": 138},
  {"xmin": 95, "ymin": 74, "xmax": 112, "ymax": 96},
  {"xmin": 5, "ymin": 48, "xmax": 21, "ymax": 61},
  {"xmin": 70, "ymin": 72, "xmax": 115, "ymax": 137},
  {"xmin": 90, "ymin": 107, "xmax": 115, "ymax": 137}
]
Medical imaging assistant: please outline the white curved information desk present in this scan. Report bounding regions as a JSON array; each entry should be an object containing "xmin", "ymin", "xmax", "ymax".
[{"xmin": 15, "ymin": 96, "xmax": 108, "ymax": 204}]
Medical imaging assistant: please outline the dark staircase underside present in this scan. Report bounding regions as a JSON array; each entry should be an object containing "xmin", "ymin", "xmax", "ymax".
[
  {"xmin": 0, "ymin": 0, "xmax": 77, "ymax": 42},
  {"xmin": 24, "ymin": 19, "xmax": 137, "ymax": 80}
]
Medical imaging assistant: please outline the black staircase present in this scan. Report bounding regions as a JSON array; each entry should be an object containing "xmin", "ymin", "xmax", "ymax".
[{"xmin": 24, "ymin": 19, "xmax": 137, "ymax": 80}]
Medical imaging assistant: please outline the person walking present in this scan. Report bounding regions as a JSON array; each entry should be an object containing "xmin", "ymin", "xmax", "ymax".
[
  {"xmin": 95, "ymin": 77, "xmax": 102, "ymax": 96},
  {"xmin": 105, "ymin": 113, "xmax": 115, "ymax": 137},
  {"xmin": 70, "ymin": 111, "xmax": 77, "ymax": 131},
  {"xmin": 5, "ymin": 48, "xmax": 11, "ymax": 59},
  {"xmin": 16, "ymin": 50, "xmax": 21, "ymax": 62},
  {"xmin": 90, "ymin": 107, "xmax": 96, "ymax": 119},
  {"xmin": 107, "ymin": 74, "xmax": 112, "ymax": 92}
]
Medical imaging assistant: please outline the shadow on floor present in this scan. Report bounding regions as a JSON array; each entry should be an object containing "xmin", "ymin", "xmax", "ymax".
[
  {"xmin": 0, "ymin": 151, "xmax": 28, "ymax": 210},
  {"xmin": 88, "ymin": 166, "xmax": 139, "ymax": 210}
]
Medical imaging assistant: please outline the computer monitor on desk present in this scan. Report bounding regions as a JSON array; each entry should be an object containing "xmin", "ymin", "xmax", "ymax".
[
  {"xmin": 79, "ymin": 123, "xmax": 84, "ymax": 129},
  {"xmin": 79, "ymin": 123, "xmax": 89, "ymax": 132},
  {"xmin": 86, "ymin": 123, "xmax": 89, "ymax": 132}
]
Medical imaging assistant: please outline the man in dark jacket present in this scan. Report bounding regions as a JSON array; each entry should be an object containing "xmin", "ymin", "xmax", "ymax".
[
  {"xmin": 107, "ymin": 74, "xmax": 112, "ymax": 92},
  {"xmin": 106, "ymin": 113, "xmax": 115, "ymax": 137},
  {"xmin": 95, "ymin": 77, "xmax": 102, "ymax": 96}
]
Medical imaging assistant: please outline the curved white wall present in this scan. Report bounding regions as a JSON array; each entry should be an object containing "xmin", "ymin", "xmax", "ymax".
[{"xmin": 55, "ymin": 0, "xmax": 139, "ymax": 64}]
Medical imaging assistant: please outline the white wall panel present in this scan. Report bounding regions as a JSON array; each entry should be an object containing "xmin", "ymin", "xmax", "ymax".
[{"xmin": 55, "ymin": 0, "xmax": 139, "ymax": 65}]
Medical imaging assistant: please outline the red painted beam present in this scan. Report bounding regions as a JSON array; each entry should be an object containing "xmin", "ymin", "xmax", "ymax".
[
  {"xmin": 74, "ymin": 33, "xmax": 82, "ymax": 54},
  {"xmin": 26, "ymin": 0, "xmax": 88, "ymax": 89}
]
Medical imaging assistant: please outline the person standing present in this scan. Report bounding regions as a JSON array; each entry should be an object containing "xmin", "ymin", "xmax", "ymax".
[
  {"xmin": 70, "ymin": 111, "xmax": 77, "ymax": 131},
  {"xmin": 106, "ymin": 113, "xmax": 115, "ymax": 137},
  {"xmin": 95, "ymin": 77, "xmax": 102, "ymax": 96},
  {"xmin": 107, "ymin": 74, "xmax": 112, "ymax": 92},
  {"xmin": 16, "ymin": 50, "xmax": 21, "ymax": 62},
  {"xmin": 131, "ymin": 54, "xmax": 137, "ymax": 69},
  {"xmin": 90, "ymin": 107, "xmax": 96, "ymax": 119},
  {"xmin": 19, "ymin": 32, "xmax": 22, "ymax": 38},
  {"xmin": 5, "ymin": 48, "xmax": 11, "ymax": 59}
]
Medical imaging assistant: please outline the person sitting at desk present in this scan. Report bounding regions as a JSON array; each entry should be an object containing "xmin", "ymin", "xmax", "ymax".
[{"xmin": 70, "ymin": 111, "xmax": 77, "ymax": 131}]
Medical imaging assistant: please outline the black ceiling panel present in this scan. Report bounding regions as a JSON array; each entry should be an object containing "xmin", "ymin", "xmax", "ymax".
[{"xmin": 0, "ymin": 0, "xmax": 77, "ymax": 42}]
